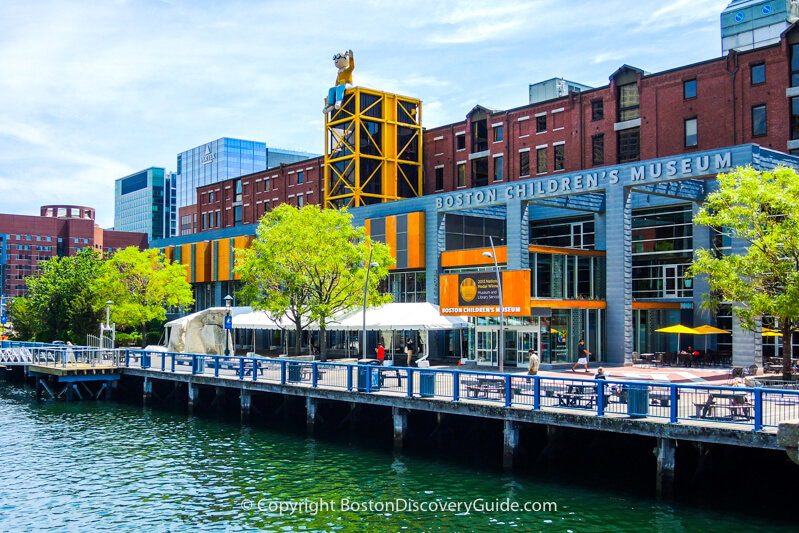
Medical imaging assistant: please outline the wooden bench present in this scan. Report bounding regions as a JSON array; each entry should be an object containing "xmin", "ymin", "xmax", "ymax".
[
  {"xmin": 557, "ymin": 392, "xmax": 596, "ymax": 408},
  {"xmin": 465, "ymin": 378, "xmax": 505, "ymax": 399},
  {"xmin": 379, "ymin": 368, "xmax": 404, "ymax": 387},
  {"xmin": 694, "ymin": 402, "xmax": 752, "ymax": 420}
]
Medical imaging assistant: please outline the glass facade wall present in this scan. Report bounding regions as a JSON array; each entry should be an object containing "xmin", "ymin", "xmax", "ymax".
[{"xmin": 114, "ymin": 167, "xmax": 175, "ymax": 241}]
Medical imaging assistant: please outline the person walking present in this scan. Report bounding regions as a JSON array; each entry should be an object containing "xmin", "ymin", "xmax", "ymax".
[
  {"xmin": 527, "ymin": 349, "xmax": 540, "ymax": 375},
  {"xmin": 405, "ymin": 338, "xmax": 414, "ymax": 367},
  {"xmin": 375, "ymin": 342, "xmax": 385, "ymax": 362},
  {"xmin": 572, "ymin": 339, "xmax": 591, "ymax": 372}
]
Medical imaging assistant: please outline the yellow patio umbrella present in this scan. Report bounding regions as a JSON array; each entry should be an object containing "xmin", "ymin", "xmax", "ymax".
[
  {"xmin": 655, "ymin": 324, "xmax": 699, "ymax": 352},
  {"xmin": 693, "ymin": 324, "xmax": 729, "ymax": 353},
  {"xmin": 762, "ymin": 328, "xmax": 782, "ymax": 337}
]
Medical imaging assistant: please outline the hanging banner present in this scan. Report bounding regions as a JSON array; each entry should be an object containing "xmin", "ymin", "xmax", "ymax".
[{"xmin": 440, "ymin": 270, "xmax": 531, "ymax": 316}]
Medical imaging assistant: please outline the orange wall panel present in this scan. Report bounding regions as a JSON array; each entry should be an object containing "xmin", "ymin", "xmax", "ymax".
[
  {"xmin": 386, "ymin": 215, "xmax": 397, "ymax": 268},
  {"xmin": 407, "ymin": 211, "xmax": 425, "ymax": 269},
  {"xmin": 195, "ymin": 242, "xmax": 212, "ymax": 283},
  {"xmin": 217, "ymin": 238, "xmax": 231, "ymax": 281},
  {"xmin": 440, "ymin": 246, "xmax": 508, "ymax": 268},
  {"xmin": 180, "ymin": 244, "xmax": 192, "ymax": 283}
]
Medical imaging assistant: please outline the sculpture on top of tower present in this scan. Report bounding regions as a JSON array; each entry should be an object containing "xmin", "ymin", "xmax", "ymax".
[{"xmin": 324, "ymin": 50, "xmax": 354, "ymax": 114}]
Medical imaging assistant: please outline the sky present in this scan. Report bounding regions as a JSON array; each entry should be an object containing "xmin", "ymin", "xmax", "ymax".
[{"xmin": 0, "ymin": 0, "xmax": 732, "ymax": 229}]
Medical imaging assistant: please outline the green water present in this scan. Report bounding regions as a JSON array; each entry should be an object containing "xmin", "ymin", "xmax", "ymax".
[{"xmin": 0, "ymin": 383, "xmax": 793, "ymax": 532}]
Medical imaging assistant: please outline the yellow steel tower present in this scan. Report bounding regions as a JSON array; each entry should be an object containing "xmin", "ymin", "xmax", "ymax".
[{"xmin": 324, "ymin": 87, "xmax": 423, "ymax": 209}]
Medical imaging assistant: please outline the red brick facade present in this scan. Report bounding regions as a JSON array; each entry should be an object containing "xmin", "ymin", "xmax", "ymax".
[
  {"xmin": 187, "ymin": 30, "xmax": 799, "ymax": 231},
  {"xmin": 1, "ymin": 207, "xmax": 147, "ymax": 298}
]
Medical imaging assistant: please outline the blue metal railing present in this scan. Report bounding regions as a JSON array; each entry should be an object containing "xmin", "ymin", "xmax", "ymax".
[{"xmin": 116, "ymin": 348, "xmax": 799, "ymax": 431}]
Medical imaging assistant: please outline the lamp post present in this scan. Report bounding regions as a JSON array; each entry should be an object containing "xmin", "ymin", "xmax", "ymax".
[
  {"xmin": 224, "ymin": 294, "xmax": 233, "ymax": 357},
  {"xmin": 482, "ymin": 236, "xmax": 504, "ymax": 373},
  {"xmin": 362, "ymin": 248, "xmax": 379, "ymax": 360},
  {"xmin": 105, "ymin": 300, "xmax": 113, "ymax": 330}
]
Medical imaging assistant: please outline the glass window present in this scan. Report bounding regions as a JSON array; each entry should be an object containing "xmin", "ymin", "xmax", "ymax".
[
  {"xmin": 536, "ymin": 115, "xmax": 546, "ymax": 133},
  {"xmin": 752, "ymin": 105, "xmax": 767, "ymax": 136},
  {"xmin": 520, "ymin": 151, "xmax": 530, "ymax": 177},
  {"xmin": 684, "ymin": 118, "xmax": 698, "ymax": 147},
  {"xmin": 793, "ymin": 44, "xmax": 799, "ymax": 87},
  {"xmin": 297, "ymin": 194, "xmax": 304, "ymax": 207},
  {"xmin": 683, "ymin": 79, "xmax": 696, "ymax": 99},
  {"xmin": 493, "ymin": 125, "xmax": 503, "ymax": 142},
  {"xmin": 618, "ymin": 83, "xmax": 640, "ymax": 121},
  {"xmin": 536, "ymin": 147, "xmax": 547, "ymax": 173},
  {"xmin": 618, "ymin": 127, "xmax": 640, "ymax": 163},
  {"xmin": 234, "ymin": 206, "xmax": 242, "ymax": 226},
  {"xmin": 792, "ymin": 98, "xmax": 799, "ymax": 141},
  {"xmin": 456, "ymin": 134, "xmax": 465, "ymax": 150},
  {"xmin": 264, "ymin": 178, "xmax": 270, "ymax": 192},
  {"xmin": 435, "ymin": 167, "xmax": 444, "ymax": 191},
  {"xmin": 554, "ymin": 145, "xmax": 565, "ymax": 171},
  {"xmin": 591, "ymin": 100, "xmax": 603, "ymax": 121},
  {"xmin": 751, "ymin": 64, "xmax": 765, "ymax": 85},
  {"xmin": 493, "ymin": 156, "xmax": 503, "ymax": 181},
  {"xmin": 472, "ymin": 119, "xmax": 488, "ymax": 152},
  {"xmin": 592, "ymin": 134, "xmax": 604, "ymax": 165},
  {"xmin": 297, "ymin": 171, "xmax": 304, "ymax": 184},
  {"xmin": 457, "ymin": 163, "xmax": 466, "ymax": 187}
]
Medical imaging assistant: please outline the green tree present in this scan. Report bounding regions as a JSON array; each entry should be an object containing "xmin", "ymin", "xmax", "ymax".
[
  {"xmin": 15, "ymin": 249, "xmax": 104, "ymax": 343},
  {"xmin": 95, "ymin": 247, "xmax": 194, "ymax": 347},
  {"xmin": 689, "ymin": 166, "xmax": 799, "ymax": 380},
  {"xmin": 237, "ymin": 204, "xmax": 393, "ymax": 360}
]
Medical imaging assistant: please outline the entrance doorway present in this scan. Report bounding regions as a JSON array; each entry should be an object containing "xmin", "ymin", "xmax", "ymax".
[{"xmin": 475, "ymin": 325, "xmax": 540, "ymax": 367}]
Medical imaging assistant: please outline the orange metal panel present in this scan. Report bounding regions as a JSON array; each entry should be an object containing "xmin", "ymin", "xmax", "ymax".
[
  {"xmin": 530, "ymin": 299, "xmax": 607, "ymax": 309},
  {"xmin": 386, "ymin": 215, "xmax": 397, "ymax": 269},
  {"xmin": 217, "ymin": 238, "xmax": 231, "ymax": 281},
  {"xmin": 180, "ymin": 244, "xmax": 192, "ymax": 283},
  {"xmin": 528, "ymin": 245, "xmax": 606, "ymax": 257},
  {"xmin": 194, "ymin": 242, "xmax": 211, "ymax": 283},
  {"xmin": 440, "ymin": 246, "xmax": 508, "ymax": 268},
  {"xmin": 407, "ymin": 211, "xmax": 425, "ymax": 269},
  {"xmin": 632, "ymin": 302, "xmax": 681, "ymax": 310}
]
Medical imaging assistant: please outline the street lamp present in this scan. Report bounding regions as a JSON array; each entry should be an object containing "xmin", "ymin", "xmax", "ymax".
[
  {"xmin": 362, "ymin": 248, "xmax": 379, "ymax": 360},
  {"xmin": 482, "ymin": 236, "xmax": 504, "ymax": 373},
  {"xmin": 105, "ymin": 300, "xmax": 113, "ymax": 330},
  {"xmin": 224, "ymin": 294, "xmax": 233, "ymax": 357}
]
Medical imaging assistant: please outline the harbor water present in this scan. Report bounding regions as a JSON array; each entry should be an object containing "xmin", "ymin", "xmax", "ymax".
[{"xmin": 0, "ymin": 382, "xmax": 795, "ymax": 532}]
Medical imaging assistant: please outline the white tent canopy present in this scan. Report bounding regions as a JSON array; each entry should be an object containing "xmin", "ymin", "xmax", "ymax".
[
  {"xmin": 164, "ymin": 306, "xmax": 252, "ymax": 327},
  {"xmin": 325, "ymin": 302, "xmax": 468, "ymax": 331},
  {"xmin": 232, "ymin": 310, "xmax": 308, "ymax": 330}
]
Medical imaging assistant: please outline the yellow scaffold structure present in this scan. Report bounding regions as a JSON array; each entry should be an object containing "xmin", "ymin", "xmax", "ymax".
[{"xmin": 324, "ymin": 87, "xmax": 423, "ymax": 209}]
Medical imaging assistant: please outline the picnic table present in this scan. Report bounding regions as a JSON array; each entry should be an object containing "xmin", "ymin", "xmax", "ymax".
[
  {"xmin": 465, "ymin": 377, "xmax": 505, "ymax": 399},
  {"xmin": 694, "ymin": 391, "xmax": 751, "ymax": 420},
  {"xmin": 556, "ymin": 383, "xmax": 597, "ymax": 408}
]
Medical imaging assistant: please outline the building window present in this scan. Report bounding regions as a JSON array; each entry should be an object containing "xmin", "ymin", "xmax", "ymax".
[
  {"xmin": 472, "ymin": 157, "xmax": 488, "ymax": 187},
  {"xmin": 216, "ymin": 211, "xmax": 220, "ymax": 227},
  {"xmin": 264, "ymin": 178, "xmax": 270, "ymax": 192},
  {"xmin": 520, "ymin": 151, "xmax": 530, "ymax": 177},
  {"xmin": 536, "ymin": 115, "xmax": 546, "ymax": 133},
  {"xmin": 445, "ymin": 214, "xmax": 506, "ymax": 250},
  {"xmin": 591, "ymin": 100, "xmax": 604, "ymax": 121},
  {"xmin": 683, "ymin": 79, "xmax": 696, "ymax": 99},
  {"xmin": 752, "ymin": 105, "xmax": 767, "ymax": 137},
  {"xmin": 592, "ymin": 135, "xmax": 604, "ymax": 165},
  {"xmin": 751, "ymin": 63, "xmax": 765, "ymax": 85},
  {"xmin": 297, "ymin": 171, "xmax": 304, "ymax": 184},
  {"xmin": 457, "ymin": 163, "xmax": 466, "ymax": 187},
  {"xmin": 297, "ymin": 194, "xmax": 304, "ymax": 207},
  {"xmin": 202, "ymin": 213, "xmax": 207, "ymax": 230},
  {"xmin": 536, "ymin": 147, "xmax": 547, "ymax": 173},
  {"xmin": 493, "ymin": 156, "xmax": 503, "ymax": 181},
  {"xmin": 618, "ymin": 83, "xmax": 640, "ymax": 121},
  {"xmin": 792, "ymin": 98, "xmax": 799, "ymax": 140},
  {"xmin": 472, "ymin": 119, "xmax": 488, "ymax": 152},
  {"xmin": 456, "ymin": 133, "xmax": 466, "ymax": 151},
  {"xmin": 554, "ymin": 145, "xmax": 565, "ymax": 171},
  {"xmin": 684, "ymin": 118, "xmax": 698, "ymax": 147},
  {"xmin": 234, "ymin": 179, "xmax": 242, "ymax": 203},
  {"xmin": 493, "ymin": 125, "xmax": 503, "ymax": 142},
  {"xmin": 792, "ymin": 44, "xmax": 799, "ymax": 87},
  {"xmin": 618, "ymin": 127, "xmax": 640, "ymax": 163},
  {"xmin": 435, "ymin": 167, "xmax": 444, "ymax": 191},
  {"xmin": 209, "ymin": 191, "xmax": 214, "ymax": 202},
  {"xmin": 234, "ymin": 206, "xmax": 242, "ymax": 226}
]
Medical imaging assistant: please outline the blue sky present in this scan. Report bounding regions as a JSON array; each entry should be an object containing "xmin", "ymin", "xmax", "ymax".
[{"xmin": 0, "ymin": 0, "xmax": 730, "ymax": 229}]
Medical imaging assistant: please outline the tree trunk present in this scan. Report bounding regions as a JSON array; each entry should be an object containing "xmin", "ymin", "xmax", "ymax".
[
  {"xmin": 320, "ymin": 323, "xmax": 327, "ymax": 362},
  {"xmin": 783, "ymin": 325, "xmax": 793, "ymax": 381},
  {"xmin": 294, "ymin": 319, "xmax": 302, "ymax": 356},
  {"xmin": 141, "ymin": 322, "xmax": 147, "ymax": 349}
]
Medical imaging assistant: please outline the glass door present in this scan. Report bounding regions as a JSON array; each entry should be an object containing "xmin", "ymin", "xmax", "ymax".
[
  {"xmin": 476, "ymin": 328, "xmax": 497, "ymax": 366},
  {"xmin": 516, "ymin": 329, "xmax": 539, "ymax": 367},
  {"xmin": 663, "ymin": 266, "xmax": 678, "ymax": 297}
]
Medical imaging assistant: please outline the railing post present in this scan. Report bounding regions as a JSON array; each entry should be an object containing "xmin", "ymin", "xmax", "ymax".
[
  {"xmin": 281, "ymin": 360, "xmax": 287, "ymax": 385},
  {"xmin": 125, "ymin": 350, "xmax": 130, "ymax": 367},
  {"xmin": 595, "ymin": 378, "xmax": 604, "ymax": 416},
  {"xmin": 161, "ymin": 352, "xmax": 166, "ymax": 372},
  {"xmin": 214, "ymin": 356, "xmax": 220, "ymax": 377},
  {"xmin": 238, "ymin": 357, "xmax": 245, "ymax": 380},
  {"xmin": 505, "ymin": 375, "xmax": 512, "ymax": 408},
  {"xmin": 191, "ymin": 355, "xmax": 197, "ymax": 375},
  {"xmin": 346, "ymin": 363, "xmax": 353, "ymax": 391},
  {"xmin": 453, "ymin": 371, "xmax": 460, "ymax": 402},
  {"xmin": 754, "ymin": 387, "xmax": 763, "ymax": 431},
  {"xmin": 252, "ymin": 358, "xmax": 258, "ymax": 382},
  {"xmin": 533, "ymin": 376, "xmax": 541, "ymax": 410},
  {"xmin": 171, "ymin": 353, "xmax": 176, "ymax": 373},
  {"xmin": 670, "ymin": 384, "xmax": 679, "ymax": 424},
  {"xmin": 312, "ymin": 362, "xmax": 318, "ymax": 388},
  {"xmin": 407, "ymin": 368, "xmax": 414, "ymax": 398},
  {"xmin": 365, "ymin": 366, "xmax": 372, "ymax": 393}
]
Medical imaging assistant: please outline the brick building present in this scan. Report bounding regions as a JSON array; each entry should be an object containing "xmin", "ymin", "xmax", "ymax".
[{"xmin": 0, "ymin": 205, "xmax": 148, "ymax": 299}]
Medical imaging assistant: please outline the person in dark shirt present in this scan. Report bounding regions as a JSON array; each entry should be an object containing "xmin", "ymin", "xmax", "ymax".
[{"xmin": 572, "ymin": 339, "xmax": 591, "ymax": 372}]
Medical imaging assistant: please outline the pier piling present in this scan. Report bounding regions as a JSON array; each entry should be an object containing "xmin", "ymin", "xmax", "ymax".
[
  {"xmin": 187, "ymin": 382, "xmax": 198, "ymax": 415},
  {"xmin": 240, "ymin": 390, "xmax": 251, "ymax": 423},
  {"xmin": 142, "ymin": 377, "xmax": 152, "ymax": 407},
  {"xmin": 656, "ymin": 437, "xmax": 676, "ymax": 498},
  {"xmin": 393, "ymin": 407, "xmax": 407, "ymax": 452},
  {"xmin": 306, "ymin": 397, "xmax": 317, "ymax": 435},
  {"xmin": 503, "ymin": 420, "xmax": 519, "ymax": 472}
]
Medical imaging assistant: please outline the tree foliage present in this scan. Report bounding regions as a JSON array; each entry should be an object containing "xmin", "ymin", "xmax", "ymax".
[
  {"xmin": 688, "ymin": 166, "xmax": 799, "ymax": 379},
  {"xmin": 94, "ymin": 247, "xmax": 194, "ymax": 347},
  {"xmin": 11, "ymin": 249, "xmax": 104, "ymax": 343},
  {"xmin": 237, "ymin": 204, "xmax": 394, "ymax": 360}
]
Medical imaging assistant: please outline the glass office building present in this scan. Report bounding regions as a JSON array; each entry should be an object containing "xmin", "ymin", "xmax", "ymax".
[
  {"xmin": 176, "ymin": 137, "xmax": 317, "ymax": 211},
  {"xmin": 114, "ymin": 168, "xmax": 176, "ymax": 241}
]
